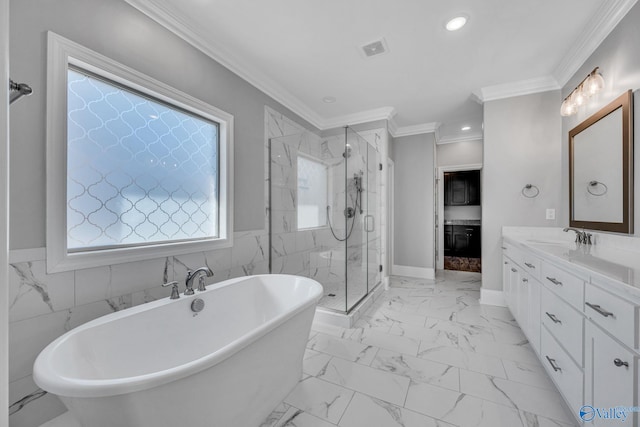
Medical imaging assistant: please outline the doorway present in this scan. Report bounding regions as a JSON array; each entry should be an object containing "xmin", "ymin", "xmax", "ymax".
[{"xmin": 436, "ymin": 165, "xmax": 482, "ymax": 273}]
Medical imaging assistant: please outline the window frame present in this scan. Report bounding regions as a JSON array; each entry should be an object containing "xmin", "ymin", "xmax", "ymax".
[
  {"xmin": 296, "ymin": 152, "xmax": 329, "ymax": 231},
  {"xmin": 46, "ymin": 32, "xmax": 234, "ymax": 273}
]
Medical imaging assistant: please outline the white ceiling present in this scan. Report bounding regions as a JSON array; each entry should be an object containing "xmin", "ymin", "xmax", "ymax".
[{"xmin": 126, "ymin": 0, "xmax": 636, "ymax": 139}]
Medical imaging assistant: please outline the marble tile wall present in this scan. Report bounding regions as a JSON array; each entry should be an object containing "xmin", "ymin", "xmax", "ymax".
[
  {"xmin": 9, "ymin": 107, "xmax": 305, "ymax": 427},
  {"xmin": 8, "ymin": 229, "xmax": 271, "ymax": 427}
]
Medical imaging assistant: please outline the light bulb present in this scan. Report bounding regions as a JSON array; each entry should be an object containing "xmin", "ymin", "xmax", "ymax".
[
  {"xmin": 585, "ymin": 72, "xmax": 604, "ymax": 96},
  {"xmin": 445, "ymin": 16, "xmax": 468, "ymax": 31},
  {"xmin": 572, "ymin": 87, "xmax": 586, "ymax": 107},
  {"xmin": 560, "ymin": 98, "xmax": 575, "ymax": 116}
]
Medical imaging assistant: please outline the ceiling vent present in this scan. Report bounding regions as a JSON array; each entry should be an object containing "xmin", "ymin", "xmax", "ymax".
[{"xmin": 361, "ymin": 39, "xmax": 388, "ymax": 58}]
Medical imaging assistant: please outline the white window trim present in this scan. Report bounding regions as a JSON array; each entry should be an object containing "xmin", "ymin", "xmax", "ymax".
[
  {"xmin": 296, "ymin": 152, "xmax": 329, "ymax": 231},
  {"xmin": 46, "ymin": 32, "xmax": 234, "ymax": 273}
]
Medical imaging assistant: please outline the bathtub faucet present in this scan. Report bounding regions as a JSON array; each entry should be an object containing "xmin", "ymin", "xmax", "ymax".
[{"xmin": 185, "ymin": 267, "xmax": 214, "ymax": 295}]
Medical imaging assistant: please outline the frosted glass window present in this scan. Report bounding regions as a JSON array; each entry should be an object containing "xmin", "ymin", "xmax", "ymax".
[
  {"xmin": 297, "ymin": 155, "xmax": 328, "ymax": 229},
  {"xmin": 66, "ymin": 68, "xmax": 219, "ymax": 251}
]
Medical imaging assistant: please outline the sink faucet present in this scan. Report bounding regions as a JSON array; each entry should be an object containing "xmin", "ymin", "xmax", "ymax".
[
  {"xmin": 563, "ymin": 227, "xmax": 592, "ymax": 245},
  {"xmin": 185, "ymin": 267, "xmax": 214, "ymax": 295}
]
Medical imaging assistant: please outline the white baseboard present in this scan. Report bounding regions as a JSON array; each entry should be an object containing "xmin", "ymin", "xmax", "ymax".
[
  {"xmin": 480, "ymin": 289, "xmax": 506, "ymax": 307},
  {"xmin": 392, "ymin": 264, "xmax": 435, "ymax": 280}
]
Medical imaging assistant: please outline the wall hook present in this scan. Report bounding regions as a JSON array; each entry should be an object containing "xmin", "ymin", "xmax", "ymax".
[{"xmin": 9, "ymin": 79, "xmax": 33, "ymax": 105}]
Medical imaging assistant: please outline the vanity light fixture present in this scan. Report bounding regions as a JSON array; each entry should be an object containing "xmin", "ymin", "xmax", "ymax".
[
  {"xmin": 560, "ymin": 67, "xmax": 604, "ymax": 117},
  {"xmin": 445, "ymin": 15, "xmax": 468, "ymax": 31},
  {"xmin": 461, "ymin": 126, "xmax": 471, "ymax": 131}
]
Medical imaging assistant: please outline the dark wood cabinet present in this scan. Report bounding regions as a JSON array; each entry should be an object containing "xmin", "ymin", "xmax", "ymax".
[
  {"xmin": 444, "ymin": 225, "xmax": 481, "ymax": 258},
  {"xmin": 444, "ymin": 171, "xmax": 480, "ymax": 206}
]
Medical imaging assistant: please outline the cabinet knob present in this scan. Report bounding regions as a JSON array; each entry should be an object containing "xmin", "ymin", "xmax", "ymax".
[
  {"xmin": 613, "ymin": 358, "xmax": 629, "ymax": 368},
  {"xmin": 522, "ymin": 278, "xmax": 528, "ymax": 283},
  {"xmin": 511, "ymin": 268, "xmax": 517, "ymax": 273}
]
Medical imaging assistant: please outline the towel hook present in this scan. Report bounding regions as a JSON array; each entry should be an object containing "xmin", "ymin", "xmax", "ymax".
[
  {"xmin": 521, "ymin": 184, "xmax": 539, "ymax": 198},
  {"xmin": 587, "ymin": 180, "xmax": 608, "ymax": 196},
  {"xmin": 9, "ymin": 79, "xmax": 33, "ymax": 105}
]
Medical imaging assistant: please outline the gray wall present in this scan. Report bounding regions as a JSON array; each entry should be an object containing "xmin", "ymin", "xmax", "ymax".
[
  {"xmin": 393, "ymin": 133, "xmax": 435, "ymax": 269},
  {"xmin": 560, "ymin": 2, "xmax": 640, "ymax": 234},
  {"xmin": 9, "ymin": 0, "xmax": 318, "ymax": 249},
  {"xmin": 482, "ymin": 91, "xmax": 562, "ymax": 291},
  {"xmin": 436, "ymin": 139, "xmax": 483, "ymax": 167}
]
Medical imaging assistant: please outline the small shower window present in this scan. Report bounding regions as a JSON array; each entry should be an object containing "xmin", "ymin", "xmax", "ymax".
[{"xmin": 297, "ymin": 155, "xmax": 328, "ymax": 230}]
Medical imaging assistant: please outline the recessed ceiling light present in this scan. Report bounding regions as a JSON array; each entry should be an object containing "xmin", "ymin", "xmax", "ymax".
[
  {"xmin": 461, "ymin": 126, "xmax": 471, "ymax": 131},
  {"xmin": 322, "ymin": 96, "xmax": 336, "ymax": 104},
  {"xmin": 445, "ymin": 15, "xmax": 468, "ymax": 31}
]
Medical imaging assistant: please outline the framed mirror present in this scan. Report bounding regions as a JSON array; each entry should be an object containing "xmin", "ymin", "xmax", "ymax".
[{"xmin": 569, "ymin": 90, "xmax": 633, "ymax": 233}]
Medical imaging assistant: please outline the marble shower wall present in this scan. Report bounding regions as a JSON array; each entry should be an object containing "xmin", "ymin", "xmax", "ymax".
[{"xmin": 269, "ymin": 125, "xmax": 385, "ymax": 312}]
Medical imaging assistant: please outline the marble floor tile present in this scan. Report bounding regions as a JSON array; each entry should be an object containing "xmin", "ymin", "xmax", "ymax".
[
  {"xmin": 417, "ymin": 342, "xmax": 507, "ymax": 378},
  {"xmin": 307, "ymin": 333, "xmax": 378, "ymax": 366},
  {"xmin": 273, "ymin": 407, "xmax": 339, "ymax": 427},
  {"xmin": 501, "ymin": 359, "xmax": 556, "ymax": 391},
  {"xmin": 317, "ymin": 357, "xmax": 410, "ymax": 406},
  {"xmin": 404, "ymin": 382, "xmax": 525, "ymax": 427},
  {"xmin": 338, "ymin": 392, "xmax": 455, "ymax": 427},
  {"xmin": 349, "ymin": 328, "xmax": 420, "ymax": 356},
  {"xmin": 304, "ymin": 349, "xmax": 334, "ymax": 376},
  {"xmin": 371, "ymin": 349, "xmax": 460, "ymax": 392},
  {"xmin": 261, "ymin": 403, "xmax": 293, "ymax": 427},
  {"xmin": 464, "ymin": 336, "xmax": 539, "ymax": 365},
  {"xmin": 284, "ymin": 376, "xmax": 354, "ymax": 424},
  {"xmin": 458, "ymin": 370, "xmax": 574, "ymax": 424}
]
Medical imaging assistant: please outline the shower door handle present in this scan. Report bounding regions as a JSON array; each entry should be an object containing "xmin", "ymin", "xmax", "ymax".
[{"xmin": 365, "ymin": 215, "xmax": 375, "ymax": 232}]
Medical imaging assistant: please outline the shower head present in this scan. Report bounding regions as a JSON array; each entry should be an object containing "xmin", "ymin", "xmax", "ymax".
[{"xmin": 342, "ymin": 144, "xmax": 352, "ymax": 158}]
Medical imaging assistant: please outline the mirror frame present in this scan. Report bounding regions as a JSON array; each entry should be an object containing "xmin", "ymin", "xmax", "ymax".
[{"xmin": 569, "ymin": 90, "xmax": 633, "ymax": 233}]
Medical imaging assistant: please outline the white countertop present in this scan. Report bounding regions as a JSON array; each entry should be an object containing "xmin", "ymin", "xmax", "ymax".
[{"xmin": 503, "ymin": 227, "xmax": 640, "ymax": 301}]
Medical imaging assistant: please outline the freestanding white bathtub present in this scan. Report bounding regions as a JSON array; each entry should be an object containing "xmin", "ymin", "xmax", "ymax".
[{"xmin": 34, "ymin": 274, "xmax": 322, "ymax": 427}]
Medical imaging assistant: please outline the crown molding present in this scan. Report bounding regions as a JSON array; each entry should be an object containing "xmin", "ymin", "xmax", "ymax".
[
  {"xmin": 321, "ymin": 106, "xmax": 396, "ymax": 130},
  {"xmin": 436, "ymin": 133, "xmax": 483, "ymax": 145},
  {"xmin": 553, "ymin": 0, "xmax": 638, "ymax": 87},
  {"xmin": 125, "ymin": 0, "xmax": 326, "ymax": 129},
  {"xmin": 390, "ymin": 122, "xmax": 440, "ymax": 138},
  {"xmin": 474, "ymin": 75, "xmax": 560, "ymax": 103}
]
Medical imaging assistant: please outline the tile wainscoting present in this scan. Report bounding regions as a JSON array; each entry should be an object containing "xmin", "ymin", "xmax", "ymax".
[{"xmin": 8, "ymin": 108, "xmax": 311, "ymax": 427}]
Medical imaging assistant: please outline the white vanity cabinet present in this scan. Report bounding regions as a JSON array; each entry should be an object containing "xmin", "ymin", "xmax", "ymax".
[
  {"xmin": 502, "ymin": 243, "xmax": 541, "ymax": 353},
  {"xmin": 585, "ymin": 319, "xmax": 637, "ymax": 426},
  {"xmin": 502, "ymin": 235, "xmax": 640, "ymax": 425}
]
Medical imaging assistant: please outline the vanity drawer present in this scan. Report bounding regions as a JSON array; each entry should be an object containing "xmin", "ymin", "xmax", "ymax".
[
  {"xmin": 541, "ymin": 286, "xmax": 583, "ymax": 366},
  {"xmin": 541, "ymin": 327, "xmax": 584, "ymax": 412},
  {"xmin": 521, "ymin": 253, "xmax": 541, "ymax": 280},
  {"xmin": 541, "ymin": 261, "xmax": 584, "ymax": 310},
  {"xmin": 585, "ymin": 283, "xmax": 638, "ymax": 349},
  {"xmin": 502, "ymin": 241, "xmax": 522, "ymax": 266}
]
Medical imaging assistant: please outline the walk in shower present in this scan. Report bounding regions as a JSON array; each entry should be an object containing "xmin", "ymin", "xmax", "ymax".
[{"xmin": 269, "ymin": 127, "xmax": 381, "ymax": 314}]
